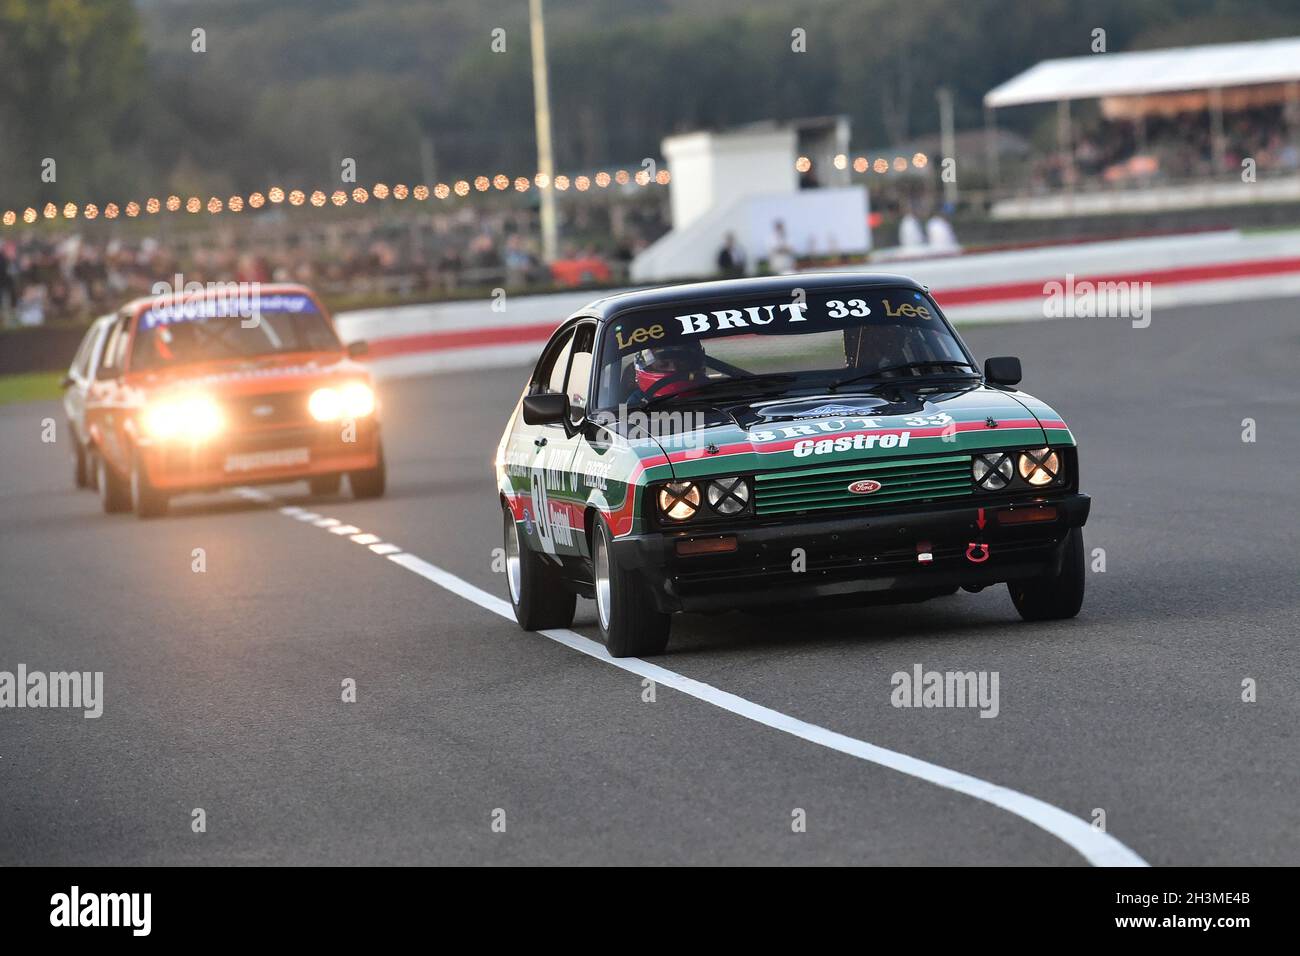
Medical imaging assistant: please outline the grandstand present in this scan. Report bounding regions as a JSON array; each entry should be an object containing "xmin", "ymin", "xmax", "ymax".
[{"xmin": 984, "ymin": 36, "xmax": 1300, "ymax": 218}]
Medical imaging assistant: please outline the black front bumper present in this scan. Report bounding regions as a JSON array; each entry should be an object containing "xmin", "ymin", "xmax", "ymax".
[{"xmin": 611, "ymin": 494, "xmax": 1090, "ymax": 614}]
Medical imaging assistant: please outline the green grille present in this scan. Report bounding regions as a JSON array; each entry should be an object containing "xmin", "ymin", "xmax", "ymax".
[{"xmin": 753, "ymin": 454, "xmax": 973, "ymax": 515}]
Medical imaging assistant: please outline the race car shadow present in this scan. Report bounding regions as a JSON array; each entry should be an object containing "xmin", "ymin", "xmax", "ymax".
[
  {"xmin": 164, "ymin": 496, "xmax": 276, "ymax": 518},
  {"xmin": 567, "ymin": 589, "xmax": 1033, "ymax": 660}
]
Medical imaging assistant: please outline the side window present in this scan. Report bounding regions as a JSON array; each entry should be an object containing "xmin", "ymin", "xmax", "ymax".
[
  {"xmin": 98, "ymin": 316, "xmax": 130, "ymax": 376},
  {"xmin": 564, "ymin": 323, "xmax": 595, "ymax": 426},
  {"xmin": 88, "ymin": 321, "xmax": 111, "ymax": 377},
  {"xmin": 531, "ymin": 327, "xmax": 574, "ymax": 396},
  {"xmin": 71, "ymin": 325, "xmax": 96, "ymax": 378}
]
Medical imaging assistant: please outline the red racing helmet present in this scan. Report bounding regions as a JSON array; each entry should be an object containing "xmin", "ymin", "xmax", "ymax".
[{"xmin": 634, "ymin": 342, "xmax": 706, "ymax": 398}]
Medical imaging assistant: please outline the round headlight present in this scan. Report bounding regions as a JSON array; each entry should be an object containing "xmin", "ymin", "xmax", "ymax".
[
  {"xmin": 1018, "ymin": 448, "xmax": 1060, "ymax": 486},
  {"xmin": 973, "ymin": 453, "xmax": 1014, "ymax": 490},
  {"xmin": 341, "ymin": 382, "xmax": 375, "ymax": 418},
  {"xmin": 308, "ymin": 387, "xmax": 344, "ymax": 421},
  {"xmin": 185, "ymin": 397, "xmax": 223, "ymax": 440},
  {"xmin": 142, "ymin": 402, "xmax": 183, "ymax": 440},
  {"xmin": 142, "ymin": 396, "xmax": 222, "ymax": 441},
  {"xmin": 657, "ymin": 481, "xmax": 700, "ymax": 521},
  {"xmin": 706, "ymin": 477, "xmax": 749, "ymax": 515}
]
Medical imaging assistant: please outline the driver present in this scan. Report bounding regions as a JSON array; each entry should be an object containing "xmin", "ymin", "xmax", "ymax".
[
  {"xmin": 843, "ymin": 323, "xmax": 917, "ymax": 371},
  {"xmin": 154, "ymin": 320, "xmax": 203, "ymax": 363},
  {"xmin": 632, "ymin": 341, "xmax": 707, "ymax": 401}
]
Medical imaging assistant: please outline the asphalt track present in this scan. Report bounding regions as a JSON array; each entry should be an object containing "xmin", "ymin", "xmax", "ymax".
[{"xmin": 1, "ymin": 296, "xmax": 1297, "ymax": 866}]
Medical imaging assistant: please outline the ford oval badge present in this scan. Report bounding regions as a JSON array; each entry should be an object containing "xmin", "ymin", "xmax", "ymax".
[{"xmin": 847, "ymin": 479, "xmax": 882, "ymax": 495}]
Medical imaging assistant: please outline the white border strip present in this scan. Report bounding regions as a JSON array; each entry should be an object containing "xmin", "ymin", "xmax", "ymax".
[{"xmin": 248, "ymin": 490, "xmax": 1149, "ymax": 867}]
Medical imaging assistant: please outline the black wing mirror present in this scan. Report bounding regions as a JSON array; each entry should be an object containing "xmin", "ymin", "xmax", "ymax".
[
  {"xmin": 346, "ymin": 340, "xmax": 369, "ymax": 358},
  {"xmin": 522, "ymin": 392, "xmax": 568, "ymax": 425},
  {"xmin": 60, "ymin": 374, "xmax": 75, "ymax": 389},
  {"xmin": 983, "ymin": 356, "xmax": 1022, "ymax": 386}
]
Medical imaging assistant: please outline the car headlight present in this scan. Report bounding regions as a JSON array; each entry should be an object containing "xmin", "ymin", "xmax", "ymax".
[
  {"xmin": 142, "ymin": 396, "xmax": 223, "ymax": 441},
  {"xmin": 1018, "ymin": 447, "xmax": 1061, "ymax": 486},
  {"xmin": 657, "ymin": 481, "xmax": 700, "ymax": 521},
  {"xmin": 706, "ymin": 477, "xmax": 750, "ymax": 515},
  {"xmin": 972, "ymin": 452, "xmax": 1014, "ymax": 490},
  {"xmin": 309, "ymin": 383, "xmax": 375, "ymax": 421}
]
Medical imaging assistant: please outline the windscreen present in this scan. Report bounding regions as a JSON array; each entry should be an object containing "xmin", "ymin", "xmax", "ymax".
[
  {"xmin": 130, "ymin": 291, "xmax": 341, "ymax": 371},
  {"xmin": 595, "ymin": 287, "xmax": 972, "ymax": 408}
]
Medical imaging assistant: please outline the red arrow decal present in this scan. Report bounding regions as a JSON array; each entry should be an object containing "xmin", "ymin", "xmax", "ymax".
[{"xmin": 976, "ymin": 507, "xmax": 986, "ymax": 530}]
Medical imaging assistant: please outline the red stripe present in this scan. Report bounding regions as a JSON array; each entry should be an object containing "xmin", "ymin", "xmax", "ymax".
[
  {"xmin": 666, "ymin": 418, "xmax": 1045, "ymax": 462},
  {"xmin": 933, "ymin": 256, "xmax": 1300, "ymax": 306},
  {"xmin": 366, "ymin": 321, "xmax": 559, "ymax": 359}
]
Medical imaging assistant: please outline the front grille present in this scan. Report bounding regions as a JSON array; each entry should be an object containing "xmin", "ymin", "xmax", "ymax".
[
  {"xmin": 223, "ymin": 390, "xmax": 314, "ymax": 428},
  {"xmin": 753, "ymin": 453, "xmax": 973, "ymax": 516}
]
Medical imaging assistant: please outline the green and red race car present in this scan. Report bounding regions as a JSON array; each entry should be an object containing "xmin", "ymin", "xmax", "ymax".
[{"xmin": 495, "ymin": 273, "xmax": 1089, "ymax": 657}]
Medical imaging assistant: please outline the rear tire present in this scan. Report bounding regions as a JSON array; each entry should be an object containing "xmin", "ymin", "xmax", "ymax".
[
  {"xmin": 503, "ymin": 503, "xmax": 576, "ymax": 630},
  {"xmin": 592, "ymin": 517, "xmax": 670, "ymax": 657},
  {"xmin": 130, "ymin": 451, "xmax": 169, "ymax": 518},
  {"xmin": 72, "ymin": 432, "xmax": 90, "ymax": 489},
  {"xmin": 96, "ymin": 452, "xmax": 131, "ymax": 514},
  {"xmin": 309, "ymin": 474, "xmax": 342, "ymax": 496},
  {"xmin": 349, "ymin": 441, "xmax": 386, "ymax": 499},
  {"xmin": 1009, "ymin": 527, "xmax": 1085, "ymax": 621}
]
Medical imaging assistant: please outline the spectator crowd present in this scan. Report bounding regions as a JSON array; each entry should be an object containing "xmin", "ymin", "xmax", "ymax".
[
  {"xmin": 0, "ymin": 202, "xmax": 667, "ymax": 327},
  {"xmin": 1030, "ymin": 102, "xmax": 1300, "ymax": 190}
]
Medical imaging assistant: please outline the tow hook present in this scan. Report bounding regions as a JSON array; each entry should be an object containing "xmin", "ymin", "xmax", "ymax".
[{"xmin": 965, "ymin": 542, "xmax": 990, "ymax": 564}]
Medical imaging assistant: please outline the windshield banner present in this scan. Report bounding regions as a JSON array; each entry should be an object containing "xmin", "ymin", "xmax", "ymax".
[
  {"xmin": 140, "ymin": 291, "xmax": 318, "ymax": 329},
  {"xmin": 606, "ymin": 289, "xmax": 938, "ymax": 354}
]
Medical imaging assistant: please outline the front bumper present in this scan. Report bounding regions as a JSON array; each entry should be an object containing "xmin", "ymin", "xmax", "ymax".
[
  {"xmin": 138, "ymin": 420, "xmax": 381, "ymax": 491},
  {"xmin": 611, "ymin": 493, "xmax": 1090, "ymax": 614}
]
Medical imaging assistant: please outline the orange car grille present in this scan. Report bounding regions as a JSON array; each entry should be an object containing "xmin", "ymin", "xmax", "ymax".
[{"xmin": 222, "ymin": 389, "xmax": 315, "ymax": 428}]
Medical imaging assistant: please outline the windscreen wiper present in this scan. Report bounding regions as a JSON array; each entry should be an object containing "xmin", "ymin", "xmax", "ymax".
[{"xmin": 828, "ymin": 360, "xmax": 978, "ymax": 393}]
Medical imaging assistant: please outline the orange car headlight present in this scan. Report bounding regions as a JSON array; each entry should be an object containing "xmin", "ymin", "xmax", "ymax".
[
  {"xmin": 309, "ymin": 383, "xmax": 375, "ymax": 421},
  {"xmin": 142, "ymin": 396, "xmax": 223, "ymax": 441}
]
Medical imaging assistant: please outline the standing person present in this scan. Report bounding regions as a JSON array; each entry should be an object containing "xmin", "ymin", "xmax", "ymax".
[
  {"xmin": 898, "ymin": 209, "xmax": 926, "ymax": 249},
  {"xmin": 926, "ymin": 210, "xmax": 959, "ymax": 251},
  {"xmin": 767, "ymin": 220, "xmax": 795, "ymax": 275},
  {"xmin": 715, "ymin": 232, "xmax": 746, "ymax": 277}
]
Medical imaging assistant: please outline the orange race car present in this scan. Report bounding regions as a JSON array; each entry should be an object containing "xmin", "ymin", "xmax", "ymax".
[{"xmin": 82, "ymin": 283, "xmax": 385, "ymax": 517}]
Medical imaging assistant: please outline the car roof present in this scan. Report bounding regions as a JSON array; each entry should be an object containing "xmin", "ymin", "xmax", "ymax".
[
  {"xmin": 119, "ymin": 282, "xmax": 319, "ymax": 318},
  {"xmin": 576, "ymin": 272, "xmax": 928, "ymax": 323}
]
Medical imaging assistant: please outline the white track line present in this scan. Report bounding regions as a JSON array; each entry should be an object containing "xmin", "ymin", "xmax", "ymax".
[{"xmin": 246, "ymin": 489, "xmax": 1148, "ymax": 867}]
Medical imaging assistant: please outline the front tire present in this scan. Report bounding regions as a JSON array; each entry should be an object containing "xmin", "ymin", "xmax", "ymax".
[
  {"xmin": 503, "ymin": 504, "xmax": 576, "ymax": 630},
  {"xmin": 592, "ymin": 517, "xmax": 670, "ymax": 657},
  {"xmin": 349, "ymin": 441, "xmax": 386, "ymax": 499},
  {"xmin": 130, "ymin": 451, "xmax": 169, "ymax": 518},
  {"xmin": 1009, "ymin": 527, "xmax": 1085, "ymax": 621},
  {"xmin": 96, "ymin": 452, "xmax": 131, "ymax": 514}
]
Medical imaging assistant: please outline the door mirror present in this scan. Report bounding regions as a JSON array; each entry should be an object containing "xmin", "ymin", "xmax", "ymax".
[
  {"xmin": 346, "ymin": 340, "xmax": 369, "ymax": 358},
  {"xmin": 60, "ymin": 374, "xmax": 75, "ymax": 389},
  {"xmin": 983, "ymin": 356, "xmax": 1022, "ymax": 386},
  {"xmin": 522, "ymin": 392, "xmax": 569, "ymax": 426}
]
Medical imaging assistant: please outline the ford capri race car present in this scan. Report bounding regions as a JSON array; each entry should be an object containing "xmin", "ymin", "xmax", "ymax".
[
  {"xmin": 83, "ymin": 283, "xmax": 385, "ymax": 517},
  {"xmin": 496, "ymin": 274, "xmax": 1089, "ymax": 657}
]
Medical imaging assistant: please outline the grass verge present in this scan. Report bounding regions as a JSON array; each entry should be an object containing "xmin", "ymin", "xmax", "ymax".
[{"xmin": 0, "ymin": 371, "xmax": 64, "ymax": 406}]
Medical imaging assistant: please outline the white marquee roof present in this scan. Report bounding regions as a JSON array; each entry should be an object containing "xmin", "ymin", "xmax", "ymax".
[{"xmin": 984, "ymin": 36, "xmax": 1300, "ymax": 108}]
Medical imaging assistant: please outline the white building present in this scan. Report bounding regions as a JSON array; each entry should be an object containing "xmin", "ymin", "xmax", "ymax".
[{"xmin": 632, "ymin": 117, "xmax": 870, "ymax": 282}]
